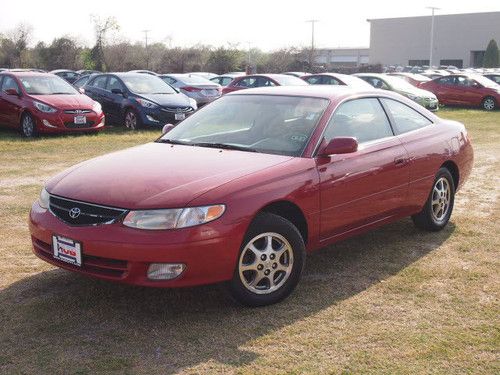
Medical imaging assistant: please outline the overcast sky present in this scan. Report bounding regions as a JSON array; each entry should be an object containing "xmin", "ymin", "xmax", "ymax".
[{"xmin": 1, "ymin": 0, "xmax": 499, "ymax": 50}]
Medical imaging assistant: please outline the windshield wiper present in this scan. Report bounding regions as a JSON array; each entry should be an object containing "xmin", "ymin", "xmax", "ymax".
[
  {"xmin": 156, "ymin": 139, "xmax": 193, "ymax": 145},
  {"xmin": 192, "ymin": 142, "xmax": 259, "ymax": 153}
]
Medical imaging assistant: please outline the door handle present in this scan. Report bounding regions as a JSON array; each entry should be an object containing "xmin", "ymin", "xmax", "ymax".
[{"xmin": 394, "ymin": 156, "xmax": 407, "ymax": 166}]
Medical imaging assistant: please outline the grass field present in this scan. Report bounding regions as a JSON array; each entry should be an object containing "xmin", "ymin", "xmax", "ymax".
[{"xmin": 0, "ymin": 109, "xmax": 498, "ymax": 374}]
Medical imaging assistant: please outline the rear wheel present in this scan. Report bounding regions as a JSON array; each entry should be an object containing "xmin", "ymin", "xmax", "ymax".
[
  {"xmin": 20, "ymin": 113, "xmax": 37, "ymax": 138},
  {"xmin": 482, "ymin": 96, "xmax": 497, "ymax": 111},
  {"xmin": 228, "ymin": 213, "xmax": 306, "ymax": 307},
  {"xmin": 412, "ymin": 168, "xmax": 455, "ymax": 231},
  {"xmin": 124, "ymin": 109, "xmax": 141, "ymax": 130}
]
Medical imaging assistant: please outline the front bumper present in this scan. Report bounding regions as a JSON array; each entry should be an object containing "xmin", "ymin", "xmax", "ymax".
[
  {"xmin": 138, "ymin": 107, "xmax": 195, "ymax": 126},
  {"xmin": 35, "ymin": 110, "xmax": 105, "ymax": 133},
  {"xmin": 417, "ymin": 97, "xmax": 439, "ymax": 111},
  {"xmin": 29, "ymin": 201, "xmax": 243, "ymax": 287}
]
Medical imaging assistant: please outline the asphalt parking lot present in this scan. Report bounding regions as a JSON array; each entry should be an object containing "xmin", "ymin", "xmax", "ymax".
[{"xmin": 0, "ymin": 108, "xmax": 498, "ymax": 374}]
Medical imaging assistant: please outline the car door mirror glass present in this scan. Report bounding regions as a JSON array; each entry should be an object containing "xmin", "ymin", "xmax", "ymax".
[{"xmin": 319, "ymin": 137, "xmax": 358, "ymax": 156}]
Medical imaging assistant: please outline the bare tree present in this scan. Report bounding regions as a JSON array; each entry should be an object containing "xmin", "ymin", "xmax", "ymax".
[{"xmin": 90, "ymin": 15, "xmax": 119, "ymax": 71}]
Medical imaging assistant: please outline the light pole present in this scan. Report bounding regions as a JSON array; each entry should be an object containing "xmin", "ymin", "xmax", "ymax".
[
  {"xmin": 427, "ymin": 7, "xmax": 440, "ymax": 68},
  {"xmin": 142, "ymin": 29, "xmax": 151, "ymax": 69},
  {"xmin": 306, "ymin": 20, "xmax": 319, "ymax": 70}
]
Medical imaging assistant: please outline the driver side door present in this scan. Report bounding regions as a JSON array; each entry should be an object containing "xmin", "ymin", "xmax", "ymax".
[{"xmin": 317, "ymin": 97, "xmax": 410, "ymax": 241}]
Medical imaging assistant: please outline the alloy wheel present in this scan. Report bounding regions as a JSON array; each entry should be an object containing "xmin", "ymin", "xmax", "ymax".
[
  {"xmin": 431, "ymin": 177, "xmax": 451, "ymax": 222},
  {"xmin": 238, "ymin": 232, "xmax": 294, "ymax": 295},
  {"xmin": 125, "ymin": 111, "xmax": 137, "ymax": 130},
  {"xmin": 22, "ymin": 116, "xmax": 35, "ymax": 137},
  {"xmin": 483, "ymin": 98, "xmax": 495, "ymax": 110}
]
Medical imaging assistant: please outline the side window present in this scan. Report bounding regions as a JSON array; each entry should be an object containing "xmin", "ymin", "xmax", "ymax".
[
  {"xmin": 236, "ymin": 78, "xmax": 257, "ymax": 87},
  {"xmin": 259, "ymin": 78, "xmax": 276, "ymax": 87},
  {"xmin": 90, "ymin": 76, "xmax": 108, "ymax": 89},
  {"xmin": 305, "ymin": 76, "xmax": 322, "ymax": 85},
  {"xmin": 324, "ymin": 98, "xmax": 393, "ymax": 144},
  {"xmin": 322, "ymin": 76, "xmax": 340, "ymax": 85},
  {"xmin": 437, "ymin": 76, "xmax": 453, "ymax": 85},
  {"xmin": 455, "ymin": 76, "xmax": 471, "ymax": 87},
  {"xmin": 163, "ymin": 77, "xmax": 176, "ymax": 84},
  {"xmin": 1, "ymin": 76, "xmax": 20, "ymax": 94},
  {"xmin": 107, "ymin": 77, "xmax": 124, "ymax": 92},
  {"xmin": 221, "ymin": 77, "xmax": 233, "ymax": 86},
  {"xmin": 382, "ymin": 98, "xmax": 432, "ymax": 134},
  {"xmin": 371, "ymin": 78, "xmax": 389, "ymax": 90}
]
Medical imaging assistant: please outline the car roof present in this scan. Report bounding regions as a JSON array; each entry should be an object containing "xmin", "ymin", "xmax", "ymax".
[
  {"xmin": 0, "ymin": 71, "xmax": 52, "ymax": 77},
  {"xmin": 228, "ymin": 85, "xmax": 385, "ymax": 100},
  {"xmin": 50, "ymin": 69, "xmax": 76, "ymax": 73}
]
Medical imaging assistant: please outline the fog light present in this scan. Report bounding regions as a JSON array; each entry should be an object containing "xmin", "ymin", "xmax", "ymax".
[
  {"xmin": 146, "ymin": 115, "xmax": 159, "ymax": 122},
  {"xmin": 147, "ymin": 263, "xmax": 185, "ymax": 280},
  {"xmin": 42, "ymin": 119, "xmax": 57, "ymax": 128}
]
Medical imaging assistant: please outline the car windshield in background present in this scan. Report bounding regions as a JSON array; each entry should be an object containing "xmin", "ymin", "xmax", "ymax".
[
  {"xmin": 273, "ymin": 75, "xmax": 309, "ymax": 86},
  {"xmin": 473, "ymin": 75, "xmax": 499, "ymax": 88},
  {"xmin": 121, "ymin": 75, "xmax": 176, "ymax": 94},
  {"xmin": 160, "ymin": 95, "xmax": 329, "ymax": 157},
  {"xmin": 383, "ymin": 75, "xmax": 417, "ymax": 90},
  {"xmin": 19, "ymin": 76, "xmax": 78, "ymax": 95}
]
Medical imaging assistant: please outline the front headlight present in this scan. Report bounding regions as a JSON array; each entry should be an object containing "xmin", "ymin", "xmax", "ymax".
[
  {"xmin": 122, "ymin": 205, "xmax": 225, "ymax": 230},
  {"xmin": 92, "ymin": 101, "xmax": 102, "ymax": 113},
  {"xmin": 34, "ymin": 101, "xmax": 57, "ymax": 113},
  {"xmin": 38, "ymin": 187, "xmax": 50, "ymax": 209},
  {"xmin": 404, "ymin": 93, "xmax": 418, "ymax": 101},
  {"xmin": 189, "ymin": 98, "xmax": 197, "ymax": 110},
  {"xmin": 136, "ymin": 98, "xmax": 158, "ymax": 109}
]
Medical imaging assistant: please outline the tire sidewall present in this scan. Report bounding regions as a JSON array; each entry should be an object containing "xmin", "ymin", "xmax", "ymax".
[{"xmin": 229, "ymin": 213, "xmax": 306, "ymax": 307}]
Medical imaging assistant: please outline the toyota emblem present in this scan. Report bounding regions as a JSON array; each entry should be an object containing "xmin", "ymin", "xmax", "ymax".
[{"xmin": 69, "ymin": 207, "xmax": 81, "ymax": 219}]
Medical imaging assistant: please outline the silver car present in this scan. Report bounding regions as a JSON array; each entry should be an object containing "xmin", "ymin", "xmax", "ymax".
[
  {"xmin": 210, "ymin": 73, "xmax": 245, "ymax": 87},
  {"xmin": 160, "ymin": 74, "xmax": 221, "ymax": 105}
]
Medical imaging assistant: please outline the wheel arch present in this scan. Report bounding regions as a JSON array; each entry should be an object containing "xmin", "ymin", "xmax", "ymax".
[
  {"xmin": 257, "ymin": 200, "xmax": 308, "ymax": 244},
  {"xmin": 441, "ymin": 160, "xmax": 459, "ymax": 189}
]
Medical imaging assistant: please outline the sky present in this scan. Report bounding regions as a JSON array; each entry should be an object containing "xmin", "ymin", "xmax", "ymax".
[{"xmin": 0, "ymin": 0, "xmax": 499, "ymax": 50}]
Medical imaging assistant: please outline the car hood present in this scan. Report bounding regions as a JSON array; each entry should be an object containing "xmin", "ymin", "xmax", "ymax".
[
  {"xmin": 396, "ymin": 87, "xmax": 436, "ymax": 98},
  {"xmin": 30, "ymin": 94, "xmax": 95, "ymax": 109},
  {"xmin": 139, "ymin": 93, "xmax": 191, "ymax": 107},
  {"xmin": 46, "ymin": 143, "xmax": 293, "ymax": 209}
]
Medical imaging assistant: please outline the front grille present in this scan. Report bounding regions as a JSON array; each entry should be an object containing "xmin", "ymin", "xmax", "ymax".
[
  {"xmin": 64, "ymin": 109, "xmax": 92, "ymax": 114},
  {"xmin": 49, "ymin": 195, "xmax": 127, "ymax": 226},
  {"xmin": 65, "ymin": 120, "xmax": 96, "ymax": 128},
  {"xmin": 161, "ymin": 106, "xmax": 193, "ymax": 113},
  {"xmin": 32, "ymin": 237, "xmax": 128, "ymax": 278}
]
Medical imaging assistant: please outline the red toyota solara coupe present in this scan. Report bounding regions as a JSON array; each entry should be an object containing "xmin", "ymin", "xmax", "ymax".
[
  {"xmin": 0, "ymin": 72, "xmax": 105, "ymax": 137},
  {"xmin": 29, "ymin": 86, "xmax": 474, "ymax": 306}
]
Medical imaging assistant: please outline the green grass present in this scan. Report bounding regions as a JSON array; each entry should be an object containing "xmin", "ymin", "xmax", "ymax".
[{"xmin": 0, "ymin": 109, "xmax": 499, "ymax": 374}]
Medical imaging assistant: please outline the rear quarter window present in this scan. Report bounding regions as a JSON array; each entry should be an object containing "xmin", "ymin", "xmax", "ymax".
[{"xmin": 382, "ymin": 98, "xmax": 432, "ymax": 134}]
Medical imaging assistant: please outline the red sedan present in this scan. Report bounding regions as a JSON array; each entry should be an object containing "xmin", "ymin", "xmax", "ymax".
[
  {"xmin": 222, "ymin": 74, "xmax": 308, "ymax": 95},
  {"xmin": 420, "ymin": 74, "xmax": 500, "ymax": 111},
  {"xmin": 0, "ymin": 72, "xmax": 105, "ymax": 137},
  {"xmin": 29, "ymin": 86, "xmax": 473, "ymax": 306}
]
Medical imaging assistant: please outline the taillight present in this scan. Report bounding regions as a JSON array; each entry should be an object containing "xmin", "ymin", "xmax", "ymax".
[{"xmin": 181, "ymin": 86, "xmax": 202, "ymax": 92}]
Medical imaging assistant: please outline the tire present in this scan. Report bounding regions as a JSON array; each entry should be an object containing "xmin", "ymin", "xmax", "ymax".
[
  {"xmin": 412, "ymin": 167, "xmax": 455, "ymax": 232},
  {"xmin": 124, "ymin": 109, "xmax": 141, "ymax": 130},
  {"xmin": 228, "ymin": 212, "xmax": 306, "ymax": 307},
  {"xmin": 20, "ymin": 113, "xmax": 37, "ymax": 138},
  {"xmin": 481, "ymin": 96, "xmax": 497, "ymax": 111}
]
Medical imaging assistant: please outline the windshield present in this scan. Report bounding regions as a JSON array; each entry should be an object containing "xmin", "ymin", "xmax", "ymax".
[
  {"xmin": 160, "ymin": 95, "xmax": 329, "ymax": 157},
  {"xmin": 383, "ymin": 75, "xmax": 417, "ymax": 90},
  {"xmin": 273, "ymin": 75, "xmax": 309, "ymax": 86},
  {"xmin": 19, "ymin": 75, "xmax": 78, "ymax": 95},
  {"xmin": 121, "ymin": 75, "xmax": 176, "ymax": 94},
  {"xmin": 473, "ymin": 75, "xmax": 499, "ymax": 88}
]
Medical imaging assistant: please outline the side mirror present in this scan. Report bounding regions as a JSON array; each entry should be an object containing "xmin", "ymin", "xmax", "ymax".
[
  {"xmin": 5, "ymin": 88, "xmax": 20, "ymax": 96},
  {"xmin": 111, "ymin": 88, "xmax": 124, "ymax": 96},
  {"xmin": 162, "ymin": 123, "xmax": 175, "ymax": 134},
  {"xmin": 319, "ymin": 137, "xmax": 358, "ymax": 156}
]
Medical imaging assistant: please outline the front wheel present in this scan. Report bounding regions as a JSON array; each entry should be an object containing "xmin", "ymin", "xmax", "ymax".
[
  {"xmin": 124, "ymin": 109, "xmax": 141, "ymax": 130},
  {"xmin": 482, "ymin": 96, "xmax": 497, "ymax": 111},
  {"xmin": 228, "ymin": 213, "xmax": 306, "ymax": 307},
  {"xmin": 20, "ymin": 113, "xmax": 37, "ymax": 138},
  {"xmin": 412, "ymin": 168, "xmax": 455, "ymax": 231}
]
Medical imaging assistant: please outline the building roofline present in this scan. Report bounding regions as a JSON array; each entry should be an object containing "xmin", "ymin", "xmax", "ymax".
[{"xmin": 367, "ymin": 10, "xmax": 500, "ymax": 22}]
